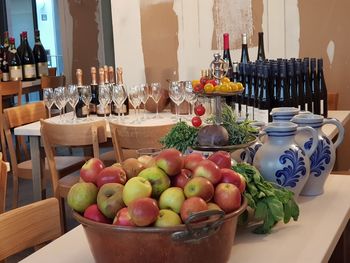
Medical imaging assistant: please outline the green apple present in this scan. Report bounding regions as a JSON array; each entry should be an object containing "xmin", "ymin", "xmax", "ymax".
[
  {"xmin": 67, "ymin": 182, "xmax": 98, "ymax": 213},
  {"xmin": 122, "ymin": 177, "xmax": 152, "ymax": 206},
  {"xmin": 138, "ymin": 166, "xmax": 170, "ymax": 198},
  {"xmin": 97, "ymin": 183, "xmax": 125, "ymax": 219},
  {"xmin": 207, "ymin": 202, "xmax": 223, "ymax": 211},
  {"xmin": 159, "ymin": 187, "xmax": 185, "ymax": 214},
  {"xmin": 154, "ymin": 209, "xmax": 182, "ymax": 227}
]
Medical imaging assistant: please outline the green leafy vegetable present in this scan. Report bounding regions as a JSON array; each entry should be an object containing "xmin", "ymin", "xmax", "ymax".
[
  {"xmin": 234, "ymin": 162, "xmax": 300, "ymax": 234},
  {"xmin": 160, "ymin": 121, "xmax": 198, "ymax": 153}
]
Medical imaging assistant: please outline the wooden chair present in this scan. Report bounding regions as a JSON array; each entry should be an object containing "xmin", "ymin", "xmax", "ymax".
[
  {"xmin": 0, "ymin": 198, "xmax": 62, "ymax": 261},
  {"xmin": 0, "ymin": 81, "xmax": 22, "ymax": 162},
  {"xmin": 3, "ymin": 101, "xmax": 87, "ymax": 208},
  {"xmin": 328, "ymin": 92, "xmax": 339, "ymax": 110},
  {"xmin": 109, "ymin": 122, "xmax": 174, "ymax": 162},
  {"xmin": 40, "ymin": 119, "xmax": 107, "ymax": 231},
  {"xmin": 0, "ymin": 153, "xmax": 7, "ymax": 214}
]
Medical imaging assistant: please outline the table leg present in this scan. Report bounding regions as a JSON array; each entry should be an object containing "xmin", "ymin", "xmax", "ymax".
[{"xmin": 30, "ymin": 136, "xmax": 44, "ymax": 201}]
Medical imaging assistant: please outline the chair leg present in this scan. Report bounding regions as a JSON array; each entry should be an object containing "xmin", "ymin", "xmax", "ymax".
[
  {"xmin": 0, "ymin": 129, "xmax": 7, "ymax": 162},
  {"xmin": 59, "ymin": 197, "xmax": 67, "ymax": 234},
  {"xmin": 12, "ymin": 175, "xmax": 19, "ymax": 208}
]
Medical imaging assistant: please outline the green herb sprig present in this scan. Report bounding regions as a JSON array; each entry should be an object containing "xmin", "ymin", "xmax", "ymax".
[
  {"xmin": 234, "ymin": 162, "xmax": 300, "ymax": 234},
  {"xmin": 160, "ymin": 121, "xmax": 198, "ymax": 153}
]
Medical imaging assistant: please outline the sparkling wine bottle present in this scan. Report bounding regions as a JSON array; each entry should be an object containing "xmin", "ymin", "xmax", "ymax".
[
  {"xmin": 116, "ymin": 67, "xmax": 129, "ymax": 116},
  {"xmin": 90, "ymin": 67, "xmax": 99, "ymax": 115},
  {"xmin": 75, "ymin": 69, "xmax": 88, "ymax": 118}
]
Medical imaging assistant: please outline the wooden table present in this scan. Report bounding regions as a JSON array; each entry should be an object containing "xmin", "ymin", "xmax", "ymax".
[
  {"xmin": 13, "ymin": 110, "xmax": 350, "ymax": 202},
  {"xmin": 19, "ymin": 174, "xmax": 350, "ymax": 263}
]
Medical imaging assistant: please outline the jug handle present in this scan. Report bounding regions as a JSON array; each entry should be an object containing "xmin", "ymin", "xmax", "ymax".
[
  {"xmin": 297, "ymin": 126, "xmax": 318, "ymax": 158},
  {"xmin": 323, "ymin": 118, "xmax": 345, "ymax": 149}
]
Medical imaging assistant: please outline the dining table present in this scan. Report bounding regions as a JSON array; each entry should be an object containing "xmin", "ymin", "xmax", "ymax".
[
  {"xmin": 14, "ymin": 110, "xmax": 350, "ymax": 202},
  {"xmin": 19, "ymin": 173, "xmax": 350, "ymax": 263}
]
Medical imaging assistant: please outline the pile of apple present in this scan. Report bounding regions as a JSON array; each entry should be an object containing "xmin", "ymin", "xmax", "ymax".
[{"xmin": 67, "ymin": 149, "xmax": 246, "ymax": 227}]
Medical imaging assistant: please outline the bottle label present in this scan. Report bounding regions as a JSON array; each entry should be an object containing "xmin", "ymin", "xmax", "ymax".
[
  {"xmin": 2, "ymin": 72, "xmax": 9, "ymax": 82},
  {"xmin": 23, "ymin": 64, "xmax": 36, "ymax": 78},
  {"xmin": 320, "ymin": 99, "xmax": 324, "ymax": 115},
  {"xmin": 37, "ymin": 62, "xmax": 49, "ymax": 77},
  {"xmin": 9, "ymin": 66, "xmax": 23, "ymax": 81}
]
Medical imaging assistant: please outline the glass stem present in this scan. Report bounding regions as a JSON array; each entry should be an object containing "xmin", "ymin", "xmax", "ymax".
[
  {"xmin": 156, "ymin": 103, "xmax": 159, "ymax": 118},
  {"xmin": 48, "ymin": 106, "xmax": 51, "ymax": 118}
]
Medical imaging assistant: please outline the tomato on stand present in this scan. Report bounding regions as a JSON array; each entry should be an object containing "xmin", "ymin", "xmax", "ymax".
[{"xmin": 191, "ymin": 116, "xmax": 202, "ymax": 127}]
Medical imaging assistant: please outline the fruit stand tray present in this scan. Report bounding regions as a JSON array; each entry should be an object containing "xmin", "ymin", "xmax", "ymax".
[
  {"xmin": 191, "ymin": 135, "xmax": 257, "ymax": 152},
  {"xmin": 196, "ymin": 90, "xmax": 244, "ymax": 97}
]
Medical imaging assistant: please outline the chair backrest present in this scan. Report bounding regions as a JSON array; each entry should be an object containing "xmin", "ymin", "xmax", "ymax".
[
  {"xmin": 40, "ymin": 119, "xmax": 107, "ymax": 196},
  {"xmin": 41, "ymin": 75, "xmax": 66, "ymax": 89},
  {"xmin": 0, "ymin": 153, "xmax": 7, "ymax": 214},
  {"xmin": 3, "ymin": 102, "xmax": 47, "ymax": 170},
  {"xmin": 109, "ymin": 121, "xmax": 174, "ymax": 162},
  {"xmin": 0, "ymin": 198, "xmax": 62, "ymax": 260},
  {"xmin": 48, "ymin": 67, "xmax": 57, "ymax": 76},
  {"xmin": 328, "ymin": 92, "xmax": 338, "ymax": 111},
  {"xmin": 0, "ymin": 81, "xmax": 22, "ymax": 162}
]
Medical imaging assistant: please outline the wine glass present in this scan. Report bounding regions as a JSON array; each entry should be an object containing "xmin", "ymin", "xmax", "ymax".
[
  {"xmin": 138, "ymin": 83, "xmax": 150, "ymax": 119},
  {"xmin": 67, "ymin": 85, "xmax": 79, "ymax": 122},
  {"xmin": 43, "ymin": 88, "xmax": 54, "ymax": 118},
  {"xmin": 53, "ymin": 86, "xmax": 66, "ymax": 123},
  {"xmin": 184, "ymin": 81, "xmax": 197, "ymax": 118},
  {"xmin": 169, "ymin": 81, "xmax": 185, "ymax": 120},
  {"xmin": 98, "ymin": 84, "xmax": 111, "ymax": 119},
  {"xmin": 128, "ymin": 85, "xmax": 142, "ymax": 123},
  {"xmin": 80, "ymin": 86, "xmax": 92, "ymax": 120},
  {"xmin": 150, "ymin": 82, "xmax": 162, "ymax": 118},
  {"xmin": 112, "ymin": 84, "xmax": 127, "ymax": 122}
]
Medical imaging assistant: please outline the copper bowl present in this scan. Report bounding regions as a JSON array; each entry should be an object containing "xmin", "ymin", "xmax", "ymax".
[{"xmin": 73, "ymin": 198, "xmax": 247, "ymax": 263}]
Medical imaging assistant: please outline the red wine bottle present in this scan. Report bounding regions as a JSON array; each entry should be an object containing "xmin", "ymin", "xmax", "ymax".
[
  {"xmin": 256, "ymin": 32, "xmax": 266, "ymax": 61},
  {"xmin": 17, "ymin": 32, "xmax": 24, "ymax": 59},
  {"xmin": 1, "ymin": 31, "xmax": 10, "ymax": 82},
  {"xmin": 7, "ymin": 37, "xmax": 23, "ymax": 81},
  {"xmin": 223, "ymin": 33, "xmax": 234, "ymax": 108},
  {"xmin": 317, "ymin": 58, "xmax": 328, "ymax": 117},
  {"xmin": 90, "ymin": 67, "xmax": 98, "ymax": 115},
  {"xmin": 310, "ymin": 58, "xmax": 320, "ymax": 114},
  {"xmin": 20, "ymin": 31, "xmax": 37, "ymax": 81},
  {"xmin": 240, "ymin": 33, "xmax": 250, "ymax": 63},
  {"xmin": 75, "ymin": 69, "xmax": 88, "ymax": 118},
  {"xmin": 33, "ymin": 30, "xmax": 48, "ymax": 78}
]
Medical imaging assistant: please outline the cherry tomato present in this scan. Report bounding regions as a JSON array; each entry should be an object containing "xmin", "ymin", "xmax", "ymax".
[
  {"xmin": 205, "ymin": 79, "xmax": 217, "ymax": 86},
  {"xmin": 193, "ymin": 83, "xmax": 204, "ymax": 93},
  {"xmin": 194, "ymin": 104, "xmax": 206, "ymax": 116},
  {"xmin": 192, "ymin": 116, "xmax": 202, "ymax": 127},
  {"xmin": 200, "ymin": 76, "xmax": 208, "ymax": 86}
]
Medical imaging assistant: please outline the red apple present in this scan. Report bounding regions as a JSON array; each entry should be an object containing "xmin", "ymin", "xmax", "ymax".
[
  {"xmin": 180, "ymin": 197, "xmax": 208, "ymax": 222},
  {"xmin": 208, "ymin": 151, "xmax": 232, "ymax": 169},
  {"xmin": 220, "ymin": 168, "xmax": 242, "ymax": 189},
  {"xmin": 96, "ymin": 166, "xmax": 127, "ymax": 188},
  {"xmin": 128, "ymin": 197, "xmax": 159, "ymax": 226},
  {"xmin": 113, "ymin": 207, "xmax": 136, "ymax": 227},
  {"xmin": 193, "ymin": 159, "xmax": 222, "ymax": 185},
  {"xmin": 238, "ymin": 174, "xmax": 246, "ymax": 193},
  {"xmin": 172, "ymin": 169, "xmax": 192, "ymax": 188},
  {"xmin": 155, "ymin": 148, "xmax": 184, "ymax": 176},
  {"xmin": 80, "ymin": 158, "xmax": 105, "ymax": 184},
  {"xmin": 84, "ymin": 204, "xmax": 110, "ymax": 224},
  {"xmin": 183, "ymin": 153, "xmax": 206, "ymax": 171},
  {"xmin": 214, "ymin": 183, "xmax": 241, "ymax": 213},
  {"xmin": 184, "ymin": 177, "xmax": 214, "ymax": 202}
]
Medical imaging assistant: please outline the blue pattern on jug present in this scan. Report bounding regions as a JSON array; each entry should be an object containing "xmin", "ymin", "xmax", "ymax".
[
  {"xmin": 275, "ymin": 147, "xmax": 307, "ymax": 188},
  {"xmin": 239, "ymin": 143, "xmax": 262, "ymax": 164},
  {"xmin": 304, "ymin": 137, "xmax": 331, "ymax": 178}
]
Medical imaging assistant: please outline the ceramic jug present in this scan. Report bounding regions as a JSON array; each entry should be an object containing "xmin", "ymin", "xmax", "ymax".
[
  {"xmin": 253, "ymin": 122, "xmax": 318, "ymax": 197},
  {"xmin": 270, "ymin": 107, "xmax": 300, "ymax": 122},
  {"xmin": 291, "ymin": 113, "xmax": 344, "ymax": 196},
  {"xmin": 231, "ymin": 121, "xmax": 265, "ymax": 164}
]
